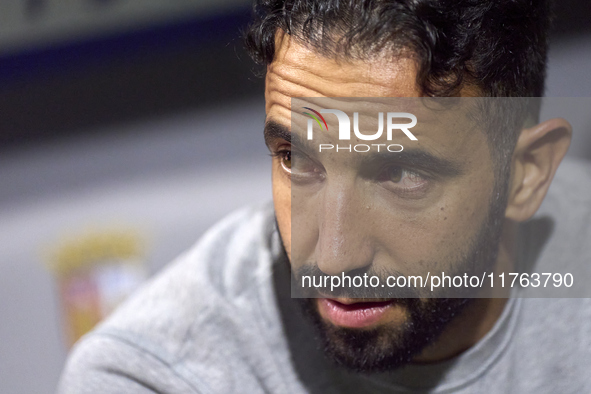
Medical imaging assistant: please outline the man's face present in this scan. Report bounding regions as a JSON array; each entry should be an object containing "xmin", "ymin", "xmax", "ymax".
[{"xmin": 264, "ymin": 33, "xmax": 505, "ymax": 371}]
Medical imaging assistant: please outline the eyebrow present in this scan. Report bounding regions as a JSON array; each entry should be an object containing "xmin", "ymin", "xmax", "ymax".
[
  {"xmin": 358, "ymin": 149, "xmax": 462, "ymax": 178},
  {"xmin": 264, "ymin": 120, "xmax": 314, "ymax": 153},
  {"xmin": 264, "ymin": 121, "xmax": 291, "ymax": 145}
]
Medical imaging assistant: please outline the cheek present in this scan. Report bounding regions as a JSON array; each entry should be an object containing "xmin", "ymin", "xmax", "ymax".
[
  {"xmin": 272, "ymin": 165, "xmax": 292, "ymax": 259},
  {"xmin": 373, "ymin": 182, "xmax": 494, "ymax": 274}
]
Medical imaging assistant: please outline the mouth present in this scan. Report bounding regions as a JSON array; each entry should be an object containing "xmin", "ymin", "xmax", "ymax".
[{"xmin": 317, "ymin": 298, "xmax": 395, "ymax": 329}]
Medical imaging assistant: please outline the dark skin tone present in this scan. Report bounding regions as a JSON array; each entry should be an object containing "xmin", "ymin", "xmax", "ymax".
[{"xmin": 265, "ymin": 31, "xmax": 572, "ymax": 363}]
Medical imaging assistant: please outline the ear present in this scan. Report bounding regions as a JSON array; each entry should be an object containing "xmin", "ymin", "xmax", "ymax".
[{"xmin": 505, "ymin": 118, "xmax": 572, "ymax": 222}]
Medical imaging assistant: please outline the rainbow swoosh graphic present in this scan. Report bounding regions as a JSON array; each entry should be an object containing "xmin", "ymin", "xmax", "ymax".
[{"xmin": 303, "ymin": 107, "xmax": 329, "ymax": 131}]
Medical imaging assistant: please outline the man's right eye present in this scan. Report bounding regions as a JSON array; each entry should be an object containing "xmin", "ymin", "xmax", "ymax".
[
  {"xmin": 275, "ymin": 149, "xmax": 324, "ymax": 181},
  {"xmin": 280, "ymin": 150, "xmax": 292, "ymax": 172}
]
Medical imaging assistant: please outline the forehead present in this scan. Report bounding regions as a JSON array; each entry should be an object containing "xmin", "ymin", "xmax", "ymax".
[
  {"xmin": 265, "ymin": 32, "xmax": 420, "ymax": 120},
  {"xmin": 264, "ymin": 32, "xmax": 490, "ymax": 163}
]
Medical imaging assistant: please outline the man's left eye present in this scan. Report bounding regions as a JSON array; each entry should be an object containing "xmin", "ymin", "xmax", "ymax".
[
  {"xmin": 378, "ymin": 166, "xmax": 428, "ymax": 191},
  {"xmin": 384, "ymin": 167, "xmax": 404, "ymax": 183}
]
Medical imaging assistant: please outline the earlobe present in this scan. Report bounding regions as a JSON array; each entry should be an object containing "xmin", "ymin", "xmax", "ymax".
[{"xmin": 505, "ymin": 118, "xmax": 572, "ymax": 222}]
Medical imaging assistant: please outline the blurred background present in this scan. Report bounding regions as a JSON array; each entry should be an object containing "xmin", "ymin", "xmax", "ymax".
[{"xmin": 0, "ymin": 0, "xmax": 589, "ymax": 392}]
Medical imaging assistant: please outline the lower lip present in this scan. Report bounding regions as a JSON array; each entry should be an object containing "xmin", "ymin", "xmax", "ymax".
[{"xmin": 317, "ymin": 298, "xmax": 394, "ymax": 328}]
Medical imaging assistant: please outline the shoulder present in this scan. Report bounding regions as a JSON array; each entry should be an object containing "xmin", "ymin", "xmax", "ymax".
[
  {"xmin": 509, "ymin": 297, "xmax": 591, "ymax": 392},
  {"xmin": 59, "ymin": 203, "xmax": 283, "ymax": 393},
  {"xmin": 97, "ymin": 203, "xmax": 278, "ymax": 354},
  {"xmin": 513, "ymin": 158, "xmax": 591, "ymax": 361},
  {"xmin": 58, "ymin": 333, "xmax": 202, "ymax": 393},
  {"xmin": 522, "ymin": 158, "xmax": 591, "ymax": 276}
]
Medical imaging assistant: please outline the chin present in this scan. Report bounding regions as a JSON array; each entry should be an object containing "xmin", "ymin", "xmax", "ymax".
[{"xmin": 298, "ymin": 297, "xmax": 470, "ymax": 373}]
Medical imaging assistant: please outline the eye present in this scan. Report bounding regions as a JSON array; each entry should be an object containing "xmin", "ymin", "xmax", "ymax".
[
  {"xmin": 378, "ymin": 165, "xmax": 429, "ymax": 195},
  {"xmin": 280, "ymin": 151, "xmax": 292, "ymax": 172},
  {"xmin": 384, "ymin": 167, "xmax": 403, "ymax": 183},
  {"xmin": 274, "ymin": 149, "xmax": 324, "ymax": 182}
]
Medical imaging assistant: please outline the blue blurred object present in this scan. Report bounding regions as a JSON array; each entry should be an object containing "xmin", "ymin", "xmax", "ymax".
[{"xmin": 0, "ymin": 5, "xmax": 251, "ymax": 84}]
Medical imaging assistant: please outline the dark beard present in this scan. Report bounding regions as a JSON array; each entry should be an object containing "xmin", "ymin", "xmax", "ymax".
[
  {"xmin": 297, "ymin": 296, "xmax": 469, "ymax": 372},
  {"xmin": 282, "ymin": 176, "xmax": 509, "ymax": 373}
]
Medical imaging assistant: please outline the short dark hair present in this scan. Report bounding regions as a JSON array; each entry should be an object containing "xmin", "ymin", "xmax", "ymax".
[
  {"xmin": 244, "ymin": 0, "xmax": 552, "ymax": 98},
  {"xmin": 244, "ymin": 0, "xmax": 553, "ymax": 189}
]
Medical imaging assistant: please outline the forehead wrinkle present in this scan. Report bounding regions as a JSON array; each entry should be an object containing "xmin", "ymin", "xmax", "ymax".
[
  {"xmin": 280, "ymin": 65, "xmax": 415, "ymax": 98},
  {"xmin": 265, "ymin": 97, "xmax": 292, "ymax": 125},
  {"xmin": 266, "ymin": 69, "xmax": 326, "ymax": 99},
  {"xmin": 268, "ymin": 35, "xmax": 421, "ymax": 98},
  {"xmin": 268, "ymin": 64, "xmax": 393, "ymax": 99}
]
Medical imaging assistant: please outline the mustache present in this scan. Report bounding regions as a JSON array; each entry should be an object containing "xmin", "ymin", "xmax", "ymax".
[{"xmin": 292, "ymin": 264, "xmax": 423, "ymax": 299}]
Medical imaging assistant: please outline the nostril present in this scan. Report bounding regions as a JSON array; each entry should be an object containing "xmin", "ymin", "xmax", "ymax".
[{"xmin": 346, "ymin": 265, "xmax": 372, "ymax": 278}]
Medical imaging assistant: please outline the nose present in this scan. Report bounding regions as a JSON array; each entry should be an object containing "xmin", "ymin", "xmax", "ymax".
[{"xmin": 315, "ymin": 179, "xmax": 374, "ymax": 276}]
